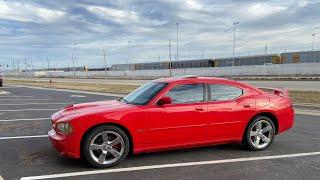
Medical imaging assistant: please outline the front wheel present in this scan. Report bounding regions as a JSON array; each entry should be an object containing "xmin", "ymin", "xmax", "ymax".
[
  {"xmin": 243, "ymin": 116, "xmax": 275, "ymax": 150},
  {"xmin": 82, "ymin": 125, "xmax": 130, "ymax": 168}
]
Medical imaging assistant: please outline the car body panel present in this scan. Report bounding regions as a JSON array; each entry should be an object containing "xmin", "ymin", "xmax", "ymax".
[{"xmin": 48, "ymin": 77, "xmax": 294, "ymax": 158}]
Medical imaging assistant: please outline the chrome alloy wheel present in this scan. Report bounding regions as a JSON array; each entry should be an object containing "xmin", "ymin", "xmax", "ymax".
[
  {"xmin": 89, "ymin": 131, "xmax": 125, "ymax": 165},
  {"xmin": 249, "ymin": 120, "xmax": 274, "ymax": 149}
]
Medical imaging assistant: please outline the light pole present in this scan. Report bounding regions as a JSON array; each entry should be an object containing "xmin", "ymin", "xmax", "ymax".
[
  {"xmin": 72, "ymin": 43, "xmax": 77, "ymax": 78},
  {"xmin": 102, "ymin": 48, "xmax": 107, "ymax": 77},
  {"xmin": 312, "ymin": 27, "xmax": 320, "ymax": 51},
  {"xmin": 176, "ymin": 22, "xmax": 179, "ymax": 61},
  {"xmin": 202, "ymin": 49, "xmax": 205, "ymax": 59},
  {"xmin": 265, "ymin": 45, "xmax": 268, "ymax": 55},
  {"xmin": 312, "ymin": 33, "xmax": 315, "ymax": 51},
  {"xmin": 168, "ymin": 39, "xmax": 172, "ymax": 77},
  {"xmin": 128, "ymin": 41, "xmax": 132, "ymax": 64},
  {"xmin": 47, "ymin": 57, "xmax": 50, "ymax": 78},
  {"xmin": 232, "ymin": 22, "xmax": 239, "ymax": 67}
]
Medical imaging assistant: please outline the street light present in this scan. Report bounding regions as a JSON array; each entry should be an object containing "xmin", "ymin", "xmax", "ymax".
[
  {"xmin": 232, "ymin": 21, "xmax": 239, "ymax": 67},
  {"xmin": 176, "ymin": 22, "xmax": 179, "ymax": 61},
  {"xmin": 72, "ymin": 43, "xmax": 77, "ymax": 78},
  {"xmin": 312, "ymin": 27, "xmax": 320, "ymax": 51},
  {"xmin": 128, "ymin": 41, "xmax": 132, "ymax": 64},
  {"xmin": 312, "ymin": 33, "xmax": 315, "ymax": 51}
]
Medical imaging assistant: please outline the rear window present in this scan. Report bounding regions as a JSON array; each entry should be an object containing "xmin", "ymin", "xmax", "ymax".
[{"xmin": 210, "ymin": 84, "xmax": 243, "ymax": 101}]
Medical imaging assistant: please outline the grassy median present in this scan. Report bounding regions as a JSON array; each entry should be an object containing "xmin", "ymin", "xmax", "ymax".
[{"xmin": 5, "ymin": 79, "xmax": 320, "ymax": 104}]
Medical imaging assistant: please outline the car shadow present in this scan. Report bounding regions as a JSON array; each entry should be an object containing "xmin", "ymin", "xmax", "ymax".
[{"xmin": 50, "ymin": 143, "xmax": 246, "ymax": 169}]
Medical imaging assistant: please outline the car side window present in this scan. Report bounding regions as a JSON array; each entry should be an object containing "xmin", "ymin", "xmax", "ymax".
[
  {"xmin": 210, "ymin": 84, "xmax": 243, "ymax": 101},
  {"xmin": 166, "ymin": 84, "xmax": 204, "ymax": 104}
]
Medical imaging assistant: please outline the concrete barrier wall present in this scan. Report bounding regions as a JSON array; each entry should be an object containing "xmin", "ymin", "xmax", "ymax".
[{"xmin": 5, "ymin": 63, "xmax": 320, "ymax": 78}]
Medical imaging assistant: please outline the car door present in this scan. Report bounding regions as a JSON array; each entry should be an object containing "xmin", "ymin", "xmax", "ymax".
[
  {"xmin": 206, "ymin": 84, "xmax": 252, "ymax": 141},
  {"xmin": 145, "ymin": 83, "xmax": 208, "ymax": 148}
]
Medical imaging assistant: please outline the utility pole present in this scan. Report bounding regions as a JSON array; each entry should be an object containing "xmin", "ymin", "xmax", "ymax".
[
  {"xmin": 47, "ymin": 57, "xmax": 50, "ymax": 78},
  {"xmin": 17, "ymin": 58, "xmax": 20, "ymax": 76},
  {"xmin": 265, "ymin": 45, "xmax": 268, "ymax": 55},
  {"xmin": 24, "ymin": 57, "xmax": 27, "ymax": 72},
  {"xmin": 264, "ymin": 45, "xmax": 268, "ymax": 64},
  {"xmin": 71, "ymin": 43, "xmax": 77, "ymax": 78},
  {"xmin": 11, "ymin": 57, "xmax": 14, "ymax": 71},
  {"xmin": 128, "ymin": 41, "xmax": 131, "ymax": 64},
  {"xmin": 176, "ymin": 22, "xmax": 179, "ymax": 61},
  {"xmin": 102, "ymin": 48, "xmax": 107, "ymax": 77},
  {"xmin": 72, "ymin": 52, "xmax": 75, "ymax": 78},
  {"xmin": 168, "ymin": 39, "xmax": 172, "ymax": 77},
  {"xmin": 233, "ymin": 22, "xmax": 239, "ymax": 67},
  {"xmin": 312, "ymin": 33, "xmax": 315, "ymax": 51},
  {"xmin": 202, "ymin": 49, "xmax": 205, "ymax": 59}
]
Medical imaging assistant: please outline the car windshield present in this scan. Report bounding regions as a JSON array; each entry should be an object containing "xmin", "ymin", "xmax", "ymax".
[{"xmin": 121, "ymin": 81, "xmax": 167, "ymax": 105}]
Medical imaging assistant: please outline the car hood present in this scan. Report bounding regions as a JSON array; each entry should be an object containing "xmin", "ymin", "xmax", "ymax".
[{"xmin": 56, "ymin": 99, "xmax": 134, "ymax": 119}]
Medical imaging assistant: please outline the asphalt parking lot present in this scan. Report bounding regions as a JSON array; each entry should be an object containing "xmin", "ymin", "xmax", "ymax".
[{"xmin": 0, "ymin": 85, "xmax": 319, "ymax": 180}]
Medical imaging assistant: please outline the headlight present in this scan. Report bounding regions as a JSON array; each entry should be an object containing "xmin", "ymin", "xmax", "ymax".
[{"xmin": 56, "ymin": 122, "xmax": 73, "ymax": 134}]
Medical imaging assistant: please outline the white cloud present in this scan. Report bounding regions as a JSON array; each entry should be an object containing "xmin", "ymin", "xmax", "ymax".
[
  {"xmin": 185, "ymin": 0, "xmax": 203, "ymax": 10},
  {"xmin": 0, "ymin": 1, "xmax": 65, "ymax": 23},
  {"xmin": 246, "ymin": 3, "xmax": 286, "ymax": 19},
  {"xmin": 0, "ymin": 0, "xmax": 319, "ymax": 66},
  {"xmin": 86, "ymin": 5, "xmax": 168, "ymax": 27},
  {"xmin": 86, "ymin": 5, "xmax": 139, "ymax": 24}
]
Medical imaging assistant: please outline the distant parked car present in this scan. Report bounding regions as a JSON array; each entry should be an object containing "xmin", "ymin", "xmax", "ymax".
[
  {"xmin": 0, "ymin": 75, "xmax": 2, "ymax": 87},
  {"xmin": 49, "ymin": 76, "xmax": 294, "ymax": 168}
]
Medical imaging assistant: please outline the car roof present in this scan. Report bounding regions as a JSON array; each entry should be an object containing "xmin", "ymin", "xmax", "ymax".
[{"xmin": 154, "ymin": 76, "xmax": 257, "ymax": 90}]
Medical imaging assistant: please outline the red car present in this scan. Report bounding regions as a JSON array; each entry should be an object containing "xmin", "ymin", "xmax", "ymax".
[{"xmin": 49, "ymin": 76, "xmax": 294, "ymax": 167}]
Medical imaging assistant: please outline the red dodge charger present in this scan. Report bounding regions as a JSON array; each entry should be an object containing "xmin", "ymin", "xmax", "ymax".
[{"xmin": 49, "ymin": 76, "xmax": 294, "ymax": 167}]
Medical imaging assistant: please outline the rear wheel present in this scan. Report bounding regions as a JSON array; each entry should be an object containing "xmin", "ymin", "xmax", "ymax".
[
  {"xmin": 82, "ymin": 125, "xmax": 130, "ymax": 168},
  {"xmin": 244, "ymin": 116, "xmax": 275, "ymax": 150}
]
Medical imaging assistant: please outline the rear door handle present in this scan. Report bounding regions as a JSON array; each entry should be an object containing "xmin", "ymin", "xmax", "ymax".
[{"xmin": 195, "ymin": 107, "xmax": 205, "ymax": 111}]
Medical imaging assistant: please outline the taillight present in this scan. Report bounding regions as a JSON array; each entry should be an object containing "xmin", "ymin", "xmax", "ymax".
[{"xmin": 274, "ymin": 90, "xmax": 284, "ymax": 97}]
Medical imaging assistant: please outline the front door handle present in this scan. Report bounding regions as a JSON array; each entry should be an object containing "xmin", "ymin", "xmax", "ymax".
[{"xmin": 243, "ymin": 104, "xmax": 252, "ymax": 108}]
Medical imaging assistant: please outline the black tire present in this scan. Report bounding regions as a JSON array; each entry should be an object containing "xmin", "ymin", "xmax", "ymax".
[
  {"xmin": 243, "ymin": 116, "xmax": 275, "ymax": 151},
  {"xmin": 82, "ymin": 125, "xmax": 130, "ymax": 168}
]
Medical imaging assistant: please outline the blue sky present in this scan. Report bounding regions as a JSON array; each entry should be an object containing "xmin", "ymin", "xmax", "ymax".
[{"xmin": 0, "ymin": 0, "xmax": 320, "ymax": 69}]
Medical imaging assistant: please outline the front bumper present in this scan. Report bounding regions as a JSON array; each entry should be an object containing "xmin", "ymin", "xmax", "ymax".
[{"xmin": 48, "ymin": 129, "xmax": 80, "ymax": 159}]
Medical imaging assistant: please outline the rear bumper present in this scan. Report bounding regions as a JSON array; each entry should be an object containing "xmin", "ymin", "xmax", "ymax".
[
  {"xmin": 278, "ymin": 107, "xmax": 295, "ymax": 134},
  {"xmin": 48, "ymin": 129, "xmax": 80, "ymax": 159}
]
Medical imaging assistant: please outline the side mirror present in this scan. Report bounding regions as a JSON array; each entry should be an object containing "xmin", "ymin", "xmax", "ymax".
[{"xmin": 157, "ymin": 96, "xmax": 172, "ymax": 105}]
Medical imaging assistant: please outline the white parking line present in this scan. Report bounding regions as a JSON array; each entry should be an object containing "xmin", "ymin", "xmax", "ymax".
[
  {"xmin": 0, "ymin": 96, "xmax": 33, "ymax": 98},
  {"xmin": 295, "ymin": 109, "xmax": 320, "ymax": 116},
  {"xmin": 0, "ymin": 90, "xmax": 10, "ymax": 95},
  {"xmin": 10, "ymin": 84, "xmax": 123, "ymax": 97},
  {"xmin": 0, "ymin": 135, "xmax": 48, "ymax": 140},
  {"xmin": 0, "ymin": 102, "xmax": 69, "ymax": 106},
  {"xmin": 70, "ymin": 95, "xmax": 86, "ymax": 98},
  {"xmin": 0, "ymin": 118, "xmax": 50, "ymax": 122},
  {"xmin": 0, "ymin": 109, "xmax": 58, "ymax": 112},
  {"xmin": 20, "ymin": 151, "xmax": 320, "ymax": 180},
  {"xmin": 0, "ymin": 99, "xmax": 51, "ymax": 101}
]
